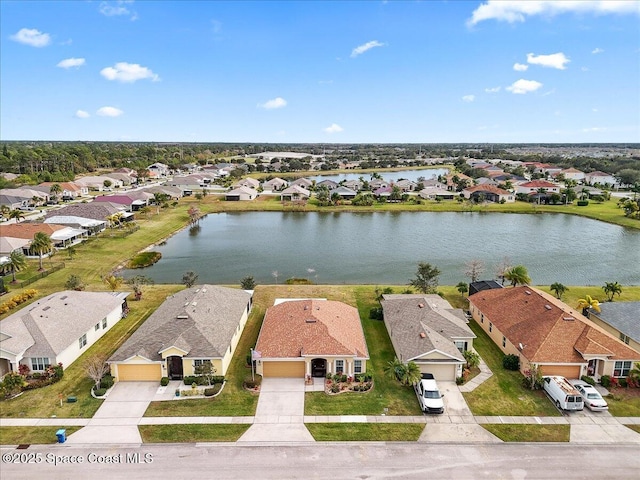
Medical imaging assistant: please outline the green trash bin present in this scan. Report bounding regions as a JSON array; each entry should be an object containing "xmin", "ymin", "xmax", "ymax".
[{"xmin": 56, "ymin": 429, "xmax": 66, "ymax": 443}]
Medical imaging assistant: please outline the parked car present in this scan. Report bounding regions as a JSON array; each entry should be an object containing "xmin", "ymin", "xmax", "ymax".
[
  {"xmin": 414, "ymin": 373, "xmax": 445, "ymax": 414},
  {"xmin": 570, "ymin": 380, "xmax": 609, "ymax": 411},
  {"xmin": 543, "ymin": 376, "xmax": 584, "ymax": 411}
]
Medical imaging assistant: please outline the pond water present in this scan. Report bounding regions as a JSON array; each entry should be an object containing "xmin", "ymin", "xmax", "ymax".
[{"xmin": 125, "ymin": 212, "xmax": 640, "ymax": 286}]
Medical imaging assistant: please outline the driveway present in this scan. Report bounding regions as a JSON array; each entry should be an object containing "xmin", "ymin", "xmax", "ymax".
[
  {"xmin": 238, "ymin": 378, "xmax": 313, "ymax": 443},
  {"xmin": 65, "ymin": 382, "xmax": 166, "ymax": 445}
]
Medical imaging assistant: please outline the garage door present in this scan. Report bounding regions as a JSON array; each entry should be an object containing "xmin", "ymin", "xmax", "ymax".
[
  {"xmin": 117, "ymin": 364, "xmax": 162, "ymax": 381},
  {"xmin": 418, "ymin": 363, "xmax": 457, "ymax": 382},
  {"xmin": 262, "ymin": 361, "xmax": 305, "ymax": 378},
  {"xmin": 539, "ymin": 365, "xmax": 581, "ymax": 379}
]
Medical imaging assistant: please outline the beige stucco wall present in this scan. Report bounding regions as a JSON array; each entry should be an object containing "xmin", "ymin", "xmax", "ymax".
[
  {"xmin": 160, "ymin": 347, "xmax": 188, "ymax": 359},
  {"xmin": 182, "ymin": 358, "xmax": 223, "ymax": 377}
]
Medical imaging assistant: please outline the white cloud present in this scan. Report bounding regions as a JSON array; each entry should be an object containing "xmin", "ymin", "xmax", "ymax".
[
  {"xmin": 10, "ymin": 28, "xmax": 51, "ymax": 47},
  {"xmin": 96, "ymin": 106, "xmax": 123, "ymax": 117},
  {"xmin": 75, "ymin": 110, "xmax": 90, "ymax": 118},
  {"xmin": 462, "ymin": 95, "xmax": 475, "ymax": 102},
  {"xmin": 485, "ymin": 86, "xmax": 501, "ymax": 93},
  {"xmin": 351, "ymin": 40, "xmax": 385, "ymax": 58},
  {"xmin": 506, "ymin": 79, "xmax": 543, "ymax": 94},
  {"xmin": 57, "ymin": 57, "xmax": 86, "ymax": 69},
  {"xmin": 467, "ymin": 1, "xmax": 640, "ymax": 26},
  {"xmin": 581, "ymin": 66, "xmax": 590, "ymax": 72},
  {"xmin": 527, "ymin": 52, "xmax": 570, "ymax": 70},
  {"xmin": 100, "ymin": 62, "xmax": 159, "ymax": 82},
  {"xmin": 592, "ymin": 47, "xmax": 604, "ymax": 54},
  {"xmin": 513, "ymin": 63, "xmax": 529, "ymax": 71},
  {"xmin": 324, "ymin": 123, "xmax": 344, "ymax": 133},
  {"xmin": 99, "ymin": 1, "xmax": 137, "ymax": 20},
  {"xmin": 258, "ymin": 97, "xmax": 287, "ymax": 110},
  {"xmin": 211, "ymin": 19, "xmax": 222, "ymax": 34},
  {"xmin": 582, "ymin": 127, "xmax": 606, "ymax": 132}
]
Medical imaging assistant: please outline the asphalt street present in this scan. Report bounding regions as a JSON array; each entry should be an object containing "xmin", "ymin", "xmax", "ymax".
[{"xmin": 2, "ymin": 443, "xmax": 639, "ymax": 480}]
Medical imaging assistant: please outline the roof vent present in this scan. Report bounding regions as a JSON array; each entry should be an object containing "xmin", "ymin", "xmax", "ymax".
[
  {"xmin": 305, "ymin": 318, "xmax": 317, "ymax": 323},
  {"xmin": 60, "ymin": 295, "xmax": 67, "ymax": 300},
  {"xmin": 43, "ymin": 306, "xmax": 50, "ymax": 311},
  {"xmin": 525, "ymin": 290, "xmax": 531, "ymax": 295},
  {"xmin": 177, "ymin": 315, "xmax": 188, "ymax": 319},
  {"xmin": 304, "ymin": 305, "xmax": 309, "ymax": 310},
  {"xmin": 544, "ymin": 305, "xmax": 552, "ymax": 310},
  {"xmin": 191, "ymin": 302, "xmax": 197, "ymax": 307},
  {"xmin": 418, "ymin": 303, "xmax": 424, "ymax": 308},
  {"xmin": 563, "ymin": 316, "xmax": 575, "ymax": 321},
  {"xmin": 419, "ymin": 332, "xmax": 426, "ymax": 338}
]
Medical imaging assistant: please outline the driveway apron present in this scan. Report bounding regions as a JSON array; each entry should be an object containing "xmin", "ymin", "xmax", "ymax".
[
  {"xmin": 64, "ymin": 382, "xmax": 160, "ymax": 445},
  {"xmin": 238, "ymin": 378, "xmax": 313, "ymax": 443}
]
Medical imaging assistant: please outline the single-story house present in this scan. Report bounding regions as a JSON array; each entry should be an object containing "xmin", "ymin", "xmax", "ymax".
[
  {"xmin": 381, "ymin": 294, "xmax": 476, "ymax": 381},
  {"xmin": 515, "ymin": 180, "xmax": 561, "ymax": 195},
  {"xmin": 1, "ymin": 223, "xmax": 87, "ymax": 251},
  {"xmin": 316, "ymin": 179, "xmax": 339, "ymax": 190},
  {"xmin": 588, "ymin": 303, "xmax": 640, "ymax": 354},
  {"xmin": 225, "ymin": 186, "xmax": 258, "ymax": 201},
  {"xmin": 75, "ymin": 176, "xmax": 123, "ymax": 191},
  {"xmin": 147, "ymin": 162, "xmax": 170, "ymax": 178},
  {"xmin": 584, "ymin": 171, "xmax": 618, "ymax": 187},
  {"xmin": 556, "ymin": 168, "xmax": 585, "ymax": 182},
  {"xmin": 44, "ymin": 216, "xmax": 107, "ymax": 236},
  {"xmin": 234, "ymin": 177, "xmax": 260, "ymax": 190},
  {"xmin": 468, "ymin": 286, "xmax": 640, "ymax": 381},
  {"xmin": 43, "ymin": 203, "xmax": 134, "ymax": 223},
  {"xmin": 290, "ymin": 177, "xmax": 313, "ymax": 189},
  {"xmin": 418, "ymin": 187, "xmax": 457, "ymax": 200},
  {"xmin": 280, "ymin": 185, "xmax": 311, "ymax": 201},
  {"xmin": 462, "ymin": 185, "xmax": 515, "ymax": 203},
  {"xmin": 394, "ymin": 179, "xmax": 418, "ymax": 192},
  {"xmin": 0, "ymin": 291, "xmax": 129, "ymax": 377},
  {"xmin": 36, "ymin": 182, "xmax": 89, "ymax": 199},
  {"xmin": 0, "ymin": 236, "xmax": 31, "ymax": 257},
  {"xmin": 254, "ymin": 299, "xmax": 369, "ymax": 378},
  {"xmin": 343, "ymin": 180, "xmax": 363, "ymax": 191},
  {"xmin": 262, "ymin": 177, "xmax": 289, "ymax": 192},
  {"xmin": 94, "ymin": 194, "xmax": 147, "ymax": 211},
  {"xmin": 109, "ymin": 285, "xmax": 252, "ymax": 381},
  {"xmin": 330, "ymin": 186, "xmax": 358, "ymax": 200}
]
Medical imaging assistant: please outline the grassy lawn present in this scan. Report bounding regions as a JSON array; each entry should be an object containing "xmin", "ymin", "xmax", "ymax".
[
  {"xmin": 604, "ymin": 389, "xmax": 640, "ymax": 417},
  {"xmin": 138, "ymin": 424, "xmax": 249, "ymax": 443},
  {"xmin": 305, "ymin": 286, "xmax": 422, "ymax": 416},
  {"xmin": 306, "ymin": 423, "xmax": 424, "ymax": 441},
  {"xmin": 0, "ymin": 285, "xmax": 182, "ymax": 418},
  {"xmin": 625, "ymin": 425, "xmax": 640, "ymax": 434},
  {"xmin": 537, "ymin": 285, "xmax": 640, "ymax": 306},
  {"xmin": 481, "ymin": 424, "xmax": 570, "ymax": 442},
  {"xmin": 0, "ymin": 426, "xmax": 82, "ymax": 445},
  {"xmin": 463, "ymin": 320, "xmax": 560, "ymax": 417}
]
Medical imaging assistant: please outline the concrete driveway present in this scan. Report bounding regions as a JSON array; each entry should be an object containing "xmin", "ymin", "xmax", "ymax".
[
  {"xmin": 238, "ymin": 378, "xmax": 313, "ymax": 443},
  {"xmin": 65, "ymin": 382, "xmax": 163, "ymax": 445}
]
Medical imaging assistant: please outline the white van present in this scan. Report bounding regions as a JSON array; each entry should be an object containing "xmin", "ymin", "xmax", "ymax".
[{"xmin": 543, "ymin": 376, "xmax": 584, "ymax": 411}]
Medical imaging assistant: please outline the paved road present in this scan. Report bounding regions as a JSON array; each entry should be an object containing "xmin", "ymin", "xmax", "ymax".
[{"xmin": 2, "ymin": 443, "xmax": 638, "ymax": 479}]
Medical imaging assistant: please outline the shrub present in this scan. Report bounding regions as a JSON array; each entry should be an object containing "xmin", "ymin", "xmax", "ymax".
[
  {"xmin": 581, "ymin": 375, "xmax": 596, "ymax": 386},
  {"xmin": 244, "ymin": 375, "xmax": 262, "ymax": 389},
  {"xmin": 503, "ymin": 354, "xmax": 520, "ymax": 371},
  {"xmin": 463, "ymin": 350, "xmax": 480, "ymax": 369},
  {"xmin": 330, "ymin": 383, "xmax": 340, "ymax": 393},
  {"xmin": 94, "ymin": 387, "xmax": 107, "ymax": 397},
  {"xmin": 600, "ymin": 375, "xmax": 611, "ymax": 388},
  {"xmin": 618, "ymin": 378, "xmax": 628, "ymax": 388},
  {"xmin": 160, "ymin": 377, "xmax": 170, "ymax": 387},
  {"xmin": 326, "ymin": 372, "xmax": 332, "ymax": 379},
  {"xmin": 18, "ymin": 364, "xmax": 30, "ymax": 376},
  {"xmin": 212, "ymin": 375, "xmax": 225, "ymax": 384},
  {"xmin": 577, "ymin": 200, "xmax": 589, "ymax": 206},
  {"xmin": 32, "ymin": 372, "xmax": 42, "ymax": 380},
  {"xmin": 456, "ymin": 376, "xmax": 464, "ymax": 385},
  {"xmin": 100, "ymin": 374, "xmax": 114, "ymax": 389},
  {"xmin": 369, "ymin": 307, "xmax": 383, "ymax": 320},
  {"xmin": 204, "ymin": 387, "xmax": 216, "ymax": 397}
]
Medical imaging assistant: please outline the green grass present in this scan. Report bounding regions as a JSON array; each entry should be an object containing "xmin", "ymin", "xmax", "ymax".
[
  {"xmin": 604, "ymin": 390, "xmax": 640, "ymax": 417},
  {"xmin": 462, "ymin": 320, "xmax": 560, "ymax": 417},
  {"xmin": 0, "ymin": 285, "xmax": 182, "ymax": 418},
  {"xmin": 306, "ymin": 423, "xmax": 424, "ymax": 441},
  {"xmin": 481, "ymin": 424, "xmax": 570, "ymax": 442},
  {"xmin": 304, "ymin": 286, "xmax": 422, "ymax": 416},
  {"xmin": 624, "ymin": 425, "xmax": 640, "ymax": 434},
  {"xmin": 126, "ymin": 251, "xmax": 162, "ymax": 268},
  {"xmin": 537, "ymin": 285, "xmax": 640, "ymax": 305},
  {"xmin": 138, "ymin": 424, "xmax": 249, "ymax": 443},
  {"xmin": 0, "ymin": 426, "xmax": 82, "ymax": 445}
]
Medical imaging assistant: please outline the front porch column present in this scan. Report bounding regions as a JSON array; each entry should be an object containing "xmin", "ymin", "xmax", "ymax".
[{"xmin": 305, "ymin": 360, "xmax": 310, "ymax": 376}]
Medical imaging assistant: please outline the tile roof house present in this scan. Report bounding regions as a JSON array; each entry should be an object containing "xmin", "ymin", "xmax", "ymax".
[
  {"xmin": 109, "ymin": 285, "xmax": 252, "ymax": 381},
  {"xmin": 418, "ymin": 186, "xmax": 456, "ymax": 200},
  {"xmin": 585, "ymin": 171, "xmax": 618, "ymax": 187},
  {"xmin": 515, "ymin": 180, "xmax": 561, "ymax": 195},
  {"xmin": 468, "ymin": 286, "xmax": 640, "ymax": 381},
  {"xmin": 42, "ymin": 203, "xmax": 133, "ymax": 223},
  {"xmin": 254, "ymin": 299, "xmax": 369, "ymax": 378},
  {"xmin": 588, "ymin": 303, "xmax": 640, "ymax": 354},
  {"xmin": 381, "ymin": 294, "xmax": 476, "ymax": 381},
  {"xmin": 0, "ymin": 291, "xmax": 129, "ymax": 377},
  {"xmin": 0, "ymin": 223, "xmax": 87, "ymax": 250},
  {"xmin": 462, "ymin": 185, "xmax": 515, "ymax": 203}
]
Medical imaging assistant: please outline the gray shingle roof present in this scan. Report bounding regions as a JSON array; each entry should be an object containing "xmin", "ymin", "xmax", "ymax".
[
  {"xmin": 381, "ymin": 294, "xmax": 475, "ymax": 363},
  {"xmin": 43, "ymin": 203, "xmax": 124, "ymax": 221},
  {"xmin": 590, "ymin": 302, "xmax": 640, "ymax": 343},
  {"xmin": 109, "ymin": 285, "xmax": 251, "ymax": 362}
]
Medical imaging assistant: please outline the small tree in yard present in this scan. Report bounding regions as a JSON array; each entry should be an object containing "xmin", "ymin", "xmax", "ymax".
[
  {"xmin": 409, "ymin": 262, "xmax": 441, "ymax": 294},
  {"xmin": 103, "ymin": 274, "xmax": 124, "ymax": 292},
  {"xmin": 456, "ymin": 282, "xmax": 468, "ymax": 298},
  {"xmin": 85, "ymin": 354, "xmax": 110, "ymax": 391},
  {"xmin": 65, "ymin": 274, "xmax": 85, "ymax": 291},
  {"xmin": 0, "ymin": 372, "xmax": 26, "ymax": 399},
  {"xmin": 384, "ymin": 358, "xmax": 421, "ymax": 386},
  {"xmin": 464, "ymin": 259, "xmax": 485, "ymax": 283},
  {"xmin": 240, "ymin": 275, "xmax": 256, "ymax": 290},
  {"xmin": 194, "ymin": 361, "xmax": 217, "ymax": 386},
  {"xmin": 127, "ymin": 275, "xmax": 153, "ymax": 300},
  {"xmin": 182, "ymin": 271, "xmax": 199, "ymax": 288},
  {"xmin": 550, "ymin": 282, "xmax": 568, "ymax": 300},
  {"xmin": 523, "ymin": 364, "xmax": 543, "ymax": 390},
  {"xmin": 463, "ymin": 350, "xmax": 480, "ymax": 369}
]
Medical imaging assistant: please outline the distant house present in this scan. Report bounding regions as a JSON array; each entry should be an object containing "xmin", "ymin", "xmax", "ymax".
[
  {"xmin": 585, "ymin": 171, "xmax": 618, "ymax": 187},
  {"xmin": 330, "ymin": 186, "xmax": 358, "ymax": 200},
  {"xmin": 468, "ymin": 286, "xmax": 640, "ymax": 381},
  {"xmin": 262, "ymin": 177, "xmax": 289, "ymax": 192},
  {"xmin": 43, "ymin": 203, "xmax": 134, "ymax": 223},
  {"xmin": 109, "ymin": 286, "xmax": 252, "ymax": 381},
  {"xmin": 37, "ymin": 182, "xmax": 88, "ymax": 199},
  {"xmin": 0, "ymin": 291, "xmax": 129, "ymax": 377},
  {"xmin": 75, "ymin": 176, "xmax": 123, "ymax": 191},
  {"xmin": 255, "ymin": 299, "xmax": 369, "ymax": 378},
  {"xmin": 147, "ymin": 162, "xmax": 170, "ymax": 178},
  {"xmin": 557, "ymin": 168, "xmax": 585, "ymax": 182},
  {"xmin": 44, "ymin": 216, "xmax": 107, "ymax": 236},
  {"xmin": 515, "ymin": 180, "xmax": 561, "ymax": 195},
  {"xmin": 234, "ymin": 178, "xmax": 260, "ymax": 190},
  {"xmin": 418, "ymin": 187, "xmax": 456, "ymax": 200},
  {"xmin": 1, "ymin": 223, "xmax": 87, "ymax": 251},
  {"xmin": 94, "ymin": 194, "xmax": 143, "ymax": 211},
  {"xmin": 316, "ymin": 179, "xmax": 339, "ymax": 190},
  {"xmin": 462, "ymin": 185, "xmax": 514, "ymax": 203},
  {"xmin": 343, "ymin": 180, "xmax": 363, "ymax": 191},
  {"xmin": 394, "ymin": 179, "xmax": 418, "ymax": 192},
  {"xmin": 381, "ymin": 294, "xmax": 476, "ymax": 381},
  {"xmin": 225, "ymin": 186, "xmax": 258, "ymax": 201},
  {"xmin": 588, "ymin": 303, "xmax": 640, "ymax": 355},
  {"xmin": 280, "ymin": 185, "xmax": 310, "ymax": 202},
  {"xmin": 290, "ymin": 177, "xmax": 313, "ymax": 189}
]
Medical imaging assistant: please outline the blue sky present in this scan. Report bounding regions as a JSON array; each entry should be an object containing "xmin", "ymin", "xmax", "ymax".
[{"xmin": 1, "ymin": 1, "xmax": 639, "ymax": 143}]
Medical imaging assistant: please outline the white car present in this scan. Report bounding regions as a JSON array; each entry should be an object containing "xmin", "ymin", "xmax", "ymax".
[
  {"xmin": 571, "ymin": 380, "xmax": 609, "ymax": 411},
  {"xmin": 414, "ymin": 373, "xmax": 445, "ymax": 414}
]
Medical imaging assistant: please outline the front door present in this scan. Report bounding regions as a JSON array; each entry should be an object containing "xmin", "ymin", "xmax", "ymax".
[
  {"xmin": 311, "ymin": 358, "xmax": 326, "ymax": 377},
  {"xmin": 588, "ymin": 359, "xmax": 599, "ymax": 380},
  {"xmin": 168, "ymin": 356, "xmax": 184, "ymax": 380}
]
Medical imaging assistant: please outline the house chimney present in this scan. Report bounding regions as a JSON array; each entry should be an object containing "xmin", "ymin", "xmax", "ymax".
[{"xmin": 419, "ymin": 332, "xmax": 426, "ymax": 338}]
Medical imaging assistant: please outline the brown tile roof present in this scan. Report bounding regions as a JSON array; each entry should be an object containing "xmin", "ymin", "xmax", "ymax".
[
  {"xmin": 0, "ymin": 223, "xmax": 65, "ymax": 240},
  {"xmin": 255, "ymin": 300, "xmax": 369, "ymax": 359},
  {"xmin": 468, "ymin": 286, "xmax": 640, "ymax": 363},
  {"xmin": 520, "ymin": 180, "xmax": 558, "ymax": 188}
]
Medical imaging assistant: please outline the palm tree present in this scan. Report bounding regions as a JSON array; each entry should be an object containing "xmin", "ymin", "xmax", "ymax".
[
  {"xmin": 103, "ymin": 274, "xmax": 124, "ymax": 292},
  {"xmin": 602, "ymin": 282, "xmax": 623, "ymax": 302},
  {"xmin": 7, "ymin": 251, "xmax": 27, "ymax": 283},
  {"xmin": 577, "ymin": 295, "xmax": 600, "ymax": 316},
  {"xmin": 49, "ymin": 183, "xmax": 62, "ymax": 203},
  {"xmin": 30, "ymin": 232, "xmax": 53, "ymax": 271},
  {"xmin": 503, "ymin": 265, "xmax": 531, "ymax": 287},
  {"xmin": 456, "ymin": 282, "xmax": 468, "ymax": 298},
  {"xmin": 384, "ymin": 358, "xmax": 422, "ymax": 386},
  {"xmin": 8, "ymin": 209, "xmax": 25, "ymax": 223},
  {"xmin": 550, "ymin": 282, "xmax": 568, "ymax": 300}
]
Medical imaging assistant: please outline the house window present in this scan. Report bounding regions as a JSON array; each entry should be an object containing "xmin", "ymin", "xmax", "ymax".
[
  {"xmin": 79, "ymin": 334, "xmax": 87, "ymax": 349},
  {"xmin": 335, "ymin": 360, "xmax": 344, "ymax": 374},
  {"xmin": 454, "ymin": 341, "xmax": 466, "ymax": 353},
  {"xmin": 619, "ymin": 333, "xmax": 630, "ymax": 345},
  {"xmin": 31, "ymin": 357, "xmax": 50, "ymax": 371},
  {"xmin": 614, "ymin": 361, "xmax": 632, "ymax": 377},
  {"xmin": 480, "ymin": 314, "xmax": 484, "ymax": 324},
  {"xmin": 193, "ymin": 359, "xmax": 211, "ymax": 368},
  {"xmin": 489, "ymin": 322, "xmax": 493, "ymax": 333},
  {"xmin": 95, "ymin": 323, "xmax": 100, "ymax": 331},
  {"xmin": 354, "ymin": 360, "xmax": 362, "ymax": 374},
  {"xmin": 502, "ymin": 336, "xmax": 506, "ymax": 348},
  {"xmin": 102, "ymin": 318, "xmax": 107, "ymax": 329}
]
